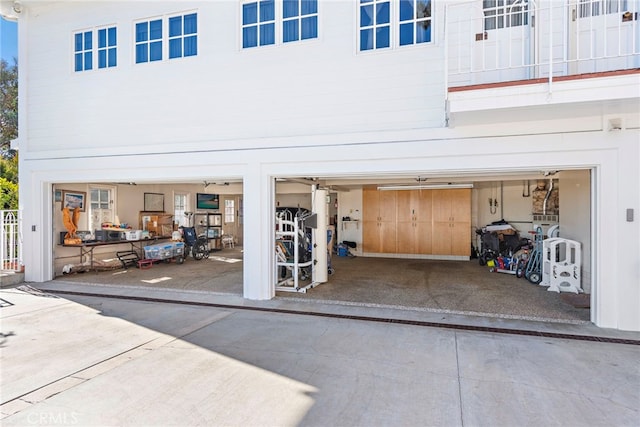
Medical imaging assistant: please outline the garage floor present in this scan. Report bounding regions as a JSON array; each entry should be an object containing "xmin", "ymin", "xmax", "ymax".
[{"xmin": 53, "ymin": 245, "xmax": 590, "ymax": 324}]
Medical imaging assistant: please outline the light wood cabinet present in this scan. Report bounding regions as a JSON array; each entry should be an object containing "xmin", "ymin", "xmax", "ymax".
[
  {"xmin": 363, "ymin": 188, "xmax": 470, "ymax": 257},
  {"xmin": 363, "ymin": 189, "xmax": 397, "ymax": 253},
  {"xmin": 431, "ymin": 189, "xmax": 471, "ymax": 256},
  {"xmin": 396, "ymin": 190, "xmax": 433, "ymax": 254}
]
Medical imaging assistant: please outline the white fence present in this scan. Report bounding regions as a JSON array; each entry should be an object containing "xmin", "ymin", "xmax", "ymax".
[
  {"xmin": 446, "ymin": 0, "xmax": 640, "ymax": 87},
  {"xmin": 1, "ymin": 210, "xmax": 23, "ymax": 272}
]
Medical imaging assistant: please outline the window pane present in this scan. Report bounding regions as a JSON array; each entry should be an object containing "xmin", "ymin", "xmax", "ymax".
[
  {"xmin": 243, "ymin": 26, "xmax": 258, "ymax": 48},
  {"xmin": 417, "ymin": 20, "xmax": 431, "ymax": 43},
  {"xmin": 283, "ymin": 20, "xmax": 299, "ymax": 42},
  {"xmin": 150, "ymin": 41, "xmax": 162, "ymax": 61},
  {"xmin": 376, "ymin": 2, "xmax": 390, "ymax": 24},
  {"xmin": 169, "ymin": 16, "xmax": 182, "ymax": 37},
  {"xmin": 284, "ymin": 0, "xmax": 299, "ymax": 18},
  {"xmin": 150, "ymin": 20, "xmax": 162, "ymax": 40},
  {"xmin": 243, "ymin": 3, "xmax": 258, "ymax": 24},
  {"xmin": 301, "ymin": 0, "xmax": 317, "ymax": 15},
  {"xmin": 184, "ymin": 36, "xmax": 197, "ymax": 56},
  {"xmin": 84, "ymin": 31, "xmax": 92, "ymax": 50},
  {"xmin": 98, "ymin": 50, "xmax": 106, "ymax": 68},
  {"xmin": 75, "ymin": 53, "xmax": 83, "ymax": 71},
  {"xmin": 360, "ymin": 4, "xmax": 373, "ymax": 27},
  {"xmin": 184, "ymin": 13, "xmax": 197, "ymax": 34},
  {"xmin": 400, "ymin": 0, "xmax": 413, "ymax": 21},
  {"xmin": 301, "ymin": 16, "xmax": 317, "ymax": 39},
  {"xmin": 399, "ymin": 22, "xmax": 413, "ymax": 45},
  {"xmin": 375, "ymin": 26, "xmax": 389, "ymax": 48},
  {"xmin": 84, "ymin": 51, "xmax": 92, "ymax": 69},
  {"xmin": 260, "ymin": 23, "xmax": 275, "ymax": 45},
  {"xmin": 136, "ymin": 22, "xmax": 148, "ymax": 42},
  {"xmin": 75, "ymin": 33, "xmax": 83, "ymax": 52},
  {"xmin": 108, "ymin": 27, "xmax": 117, "ymax": 46},
  {"xmin": 260, "ymin": 0, "xmax": 275, "ymax": 21},
  {"xmin": 108, "ymin": 48, "xmax": 117, "ymax": 66},
  {"xmin": 169, "ymin": 38, "xmax": 182, "ymax": 58},
  {"xmin": 136, "ymin": 44, "xmax": 148, "ymax": 63},
  {"xmin": 418, "ymin": 0, "xmax": 431, "ymax": 18},
  {"xmin": 360, "ymin": 28, "xmax": 373, "ymax": 50},
  {"xmin": 98, "ymin": 29, "xmax": 106, "ymax": 48}
]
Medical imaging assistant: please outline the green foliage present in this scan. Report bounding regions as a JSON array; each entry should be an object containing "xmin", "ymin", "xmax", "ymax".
[
  {"xmin": 1, "ymin": 58, "xmax": 18, "ymax": 159},
  {"xmin": 0, "ymin": 155, "xmax": 18, "ymax": 183},
  {"xmin": 0, "ymin": 176, "xmax": 18, "ymax": 209}
]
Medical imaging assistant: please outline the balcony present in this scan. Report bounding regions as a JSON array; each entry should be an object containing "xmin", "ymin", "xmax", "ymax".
[{"xmin": 445, "ymin": 0, "xmax": 640, "ymax": 115}]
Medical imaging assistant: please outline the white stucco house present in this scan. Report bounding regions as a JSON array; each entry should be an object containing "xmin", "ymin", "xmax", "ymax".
[{"xmin": 2, "ymin": 0, "xmax": 638, "ymax": 331}]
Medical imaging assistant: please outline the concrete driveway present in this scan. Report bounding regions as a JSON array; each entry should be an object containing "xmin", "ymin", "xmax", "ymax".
[{"xmin": 1, "ymin": 285, "xmax": 639, "ymax": 426}]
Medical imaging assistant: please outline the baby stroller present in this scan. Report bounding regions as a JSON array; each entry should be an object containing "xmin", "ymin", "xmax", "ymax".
[{"xmin": 180, "ymin": 226, "xmax": 210, "ymax": 260}]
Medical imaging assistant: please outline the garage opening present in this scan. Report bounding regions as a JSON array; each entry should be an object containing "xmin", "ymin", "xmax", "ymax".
[
  {"xmin": 53, "ymin": 181, "xmax": 245, "ymax": 294},
  {"xmin": 272, "ymin": 169, "xmax": 592, "ymax": 324}
]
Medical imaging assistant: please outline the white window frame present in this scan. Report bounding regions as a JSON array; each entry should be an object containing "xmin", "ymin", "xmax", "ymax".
[
  {"xmin": 73, "ymin": 25, "xmax": 118, "ymax": 72},
  {"xmin": 89, "ymin": 185, "xmax": 117, "ymax": 232},
  {"xmin": 357, "ymin": 0, "xmax": 435, "ymax": 53},
  {"xmin": 173, "ymin": 192, "xmax": 190, "ymax": 228},
  {"xmin": 134, "ymin": 10, "xmax": 199, "ymax": 65}
]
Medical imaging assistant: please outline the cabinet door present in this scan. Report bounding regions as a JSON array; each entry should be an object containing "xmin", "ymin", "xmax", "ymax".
[
  {"xmin": 450, "ymin": 222, "xmax": 471, "ymax": 256},
  {"xmin": 431, "ymin": 222, "xmax": 452, "ymax": 255},
  {"xmin": 432, "ymin": 189, "xmax": 452, "ymax": 222},
  {"xmin": 449, "ymin": 189, "xmax": 471, "ymax": 223},
  {"xmin": 396, "ymin": 221, "xmax": 416, "ymax": 254},
  {"xmin": 396, "ymin": 191, "xmax": 415, "ymax": 253},
  {"xmin": 363, "ymin": 189, "xmax": 380, "ymax": 222},
  {"xmin": 378, "ymin": 191, "xmax": 397, "ymax": 222},
  {"xmin": 450, "ymin": 189, "xmax": 471, "ymax": 255},
  {"xmin": 396, "ymin": 191, "xmax": 413, "ymax": 222},
  {"xmin": 379, "ymin": 221, "xmax": 397, "ymax": 253},
  {"xmin": 415, "ymin": 221, "xmax": 433, "ymax": 254},
  {"xmin": 362, "ymin": 220, "xmax": 381, "ymax": 253}
]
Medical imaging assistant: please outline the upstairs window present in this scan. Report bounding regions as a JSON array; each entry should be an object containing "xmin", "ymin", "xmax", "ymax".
[
  {"xmin": 359, "ymin": 0, "xmax": 391, "ymax": 51},
  {"xmin": 483, "ymin": 0, "xmax": 528, "ymax": 31},
  {"xmin": 74, "ymin": 26, "xmax": 117, "ymax": 72},
  {"xmin": 243, "ymin": 0, "xmax": 276, "ymax": 48},
  {"xmin": 399, "ymin": 0, "xmax": 431, "ymax": 46},
  {"xmin": 97, "ymin": 27, "xmax": 117, "ymax": 68},
  {"xmin": 74, "ymin": 31, "xmax": 93, "ymax": 71},
  {"xmin": 283, "ymin": 0, "xmax": 318, "ymax": 42},
  {"xmin": 136, "ymin": 19, "xmax": 163, "ymax": 63},
  {"xmin": 169, "ymin": 13, "xmax": 198, "ymax": 58}
]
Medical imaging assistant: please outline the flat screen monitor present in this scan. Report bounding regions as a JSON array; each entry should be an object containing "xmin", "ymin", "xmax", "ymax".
[{"xmin": 196, "ymin": 193, "xmax": 219, "ymax": 210}]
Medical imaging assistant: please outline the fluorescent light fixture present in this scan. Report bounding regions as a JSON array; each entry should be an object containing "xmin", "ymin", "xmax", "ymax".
[{"xmin": 377, "ymin": 183, "xmax": 474, "ymax": 190}]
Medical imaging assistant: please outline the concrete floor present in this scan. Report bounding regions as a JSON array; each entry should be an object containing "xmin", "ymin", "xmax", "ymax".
[
  {"xmin": 1, "ymin": 286, "xmax": 638, "ymax": 426},
  {"xmin": 53, "ymin": 245, "xmax": 591, "ymax": 325}
]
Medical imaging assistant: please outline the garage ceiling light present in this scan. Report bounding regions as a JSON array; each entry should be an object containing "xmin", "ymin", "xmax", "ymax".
[{"xmin": 377, "ymin": 183, "xmax": 474, "ymax": 190}]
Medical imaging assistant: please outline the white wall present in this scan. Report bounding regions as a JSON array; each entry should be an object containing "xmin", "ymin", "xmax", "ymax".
[
  {"xmin": 16, "ymin": 1, "xmax": 640, "ymax": 331},
  {"xmin": 22, "ymin": 1, "xmax": 446, "ymax": 157}
]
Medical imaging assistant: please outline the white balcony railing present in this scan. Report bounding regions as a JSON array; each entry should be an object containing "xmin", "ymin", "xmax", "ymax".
[
  {"xmin": 446, "ymin": 0, "xmax": 640, "ymax": 88},
  {"xmin": 1, "ymin": 210, "xmax": 23, "ymax": 272}
]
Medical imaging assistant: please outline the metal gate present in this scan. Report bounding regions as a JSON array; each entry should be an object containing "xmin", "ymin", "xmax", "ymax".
[{"xmin": 1, "ymin": 210, "xmax": 23, "ymax": 272}]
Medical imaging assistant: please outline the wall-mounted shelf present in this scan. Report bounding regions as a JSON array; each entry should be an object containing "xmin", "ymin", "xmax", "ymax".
[{"xmin": 341, "ymin": 220, "xmax": 360, "ymax": 230}]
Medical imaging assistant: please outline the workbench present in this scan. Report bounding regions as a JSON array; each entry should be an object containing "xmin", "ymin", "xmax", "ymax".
[{"xmin": 62, "ymin": 237, "xmax": 172, "ymax": 270}]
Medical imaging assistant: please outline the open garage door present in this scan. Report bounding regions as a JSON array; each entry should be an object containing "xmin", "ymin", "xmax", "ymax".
[{"xmin": 272, "ymin": 169, "xmax": 593, "ymax": 325}]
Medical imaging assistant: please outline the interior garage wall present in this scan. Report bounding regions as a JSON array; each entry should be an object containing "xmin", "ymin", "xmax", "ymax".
[
  {"xmin": 558, "ymin": 170, "xmax": 591, "ymax": 293},
  {"xmin": 337, "ymin": 189, "xmax": 363, "ymax": 255}
]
